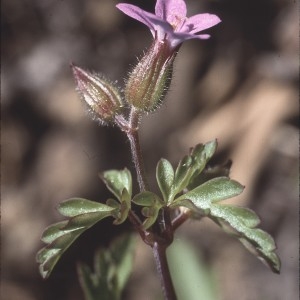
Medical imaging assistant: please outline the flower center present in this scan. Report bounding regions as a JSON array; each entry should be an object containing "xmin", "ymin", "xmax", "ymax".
[{"xmin": 170, "ymin": 15, "xmax": 185, "ymax": 31}]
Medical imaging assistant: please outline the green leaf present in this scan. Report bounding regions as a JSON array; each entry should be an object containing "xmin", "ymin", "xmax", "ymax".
[
  {"xmin": 141, "ymin": 206, "xmax": 161, "ymax": 230},
  {"xmin": 158, "ymin": 140, "xmax": 218, "ymax": 205},
  {"xmin": 168, "ymin": 239, "xmax": 218, "ymax": 300},
  {"xmin": 201, "ymin": 139, "xmax": 217, "ymax": 162},
  {"xmin": 109, "ymin": 234, "xmax": 136, "ymax": 292},
  {"xmin": 77, "ymin": 233, "xmax": 136, "ymax": 300},
  {"xmin": 188, "ymin": 140, "xmax": 217, "ymax": 182},
  {"xmin": 156, "ymin": 159, "xmax": 174, "ymax": 203},
  {"xmin": 187, "ymin": 160, "xmax": 232, "ymax": 190},
  {"xmin": 132, "ymin": 191, "xmax": 163, "ymax": 207},
  {"xmin": 58, "ymin": 198, "xmax": 115, "ymax": 217},
  {"xmin": 41, "ymin": 221, "xmax": 69, "ymax": 244},
  {"xmin": 113, "ymin": 189, "xmax": 131, "ymax": 225},
  {"xmin": 77, "ymin": 263, "xmax": 107, "ymax": 300},
  {"xmin": 132, "ymin": 191, "xmax": 164, "ymax": 230},
  {"xmin": 211, "ymin": 205, "xmax": 260, "ymax": 228},
  {"xmin": 100, "ymin": 169, "xmax": 132, "ymax": 201},
  {"xmin": 209, "ymin": 204, "xmax": 280, "ymax": 273},
  {"xmin": 171, "ymin": 177, "xmax": 244, "ymax": 209},
  {"xmin": 173, "ymin": 155, "xmax": 195, "ymax": 197},
  {"xmin": 37, "ymin": 206, "xmax": 115, "ymax": 279},
  {"xmin": 37, "ymin": 227, "xmax": 86, "ymax": 278},
  {"xmin": 171, "ymin": 176, "xmax": 280, "ymax": 273}
]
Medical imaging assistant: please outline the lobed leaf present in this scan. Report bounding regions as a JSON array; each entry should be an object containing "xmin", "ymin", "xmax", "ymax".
[
  {"xmin": 171, "ymin": 176, "xmax": 280, "ymax": 273},
  {"xmin": 113, "ymin": 189, "xmax": 131, "ymax": 225},
  {"xmin": 100, "ymin": 169, "xmax": 132, "ymax": 201},
  {"xmin": 201, "ymin": 139, "xmax": 218, "ymax": 161},
  {"xmin": 156, "ymin": 140, "xmax": 218, "ymax": 205},
  {"xmin": 173, "ymin": 155, "xmax": 195, "ymax": 197},
  {"xmin": 210, "ymin": 204, "xmax": 280, "ymax": 273},
  {"xmin": 141, "ymin": 206, "xmax": 161, "ymax": 229},
  {"xmin": 187, "ymin": 160, "xmax": 232, "ymax": 190},
  {"xmin": 132, "ymin": 191, "xmax": 163, "ymax": 207},
  {"xmin": 37, "ymin": 228, "xmax": 86, "ymax": 279},
  {"xmin": 77, "ymin": 233, "xmax": 136, "ymax": 300},
  {"xmin": 171, "ymin": 177, "xmax": 244, "ymax": 209},
  {"xmin": 37, "ymin": 208, "xmax": 115, "ymax": 279},
  {"xmin": 156, "ymin": 159, "xmax": 174, "ymax": 203},
  {"xmin": 41, "ymin": 221, "xmax": 69, "ymax": 244},
  {"xmin": 187, "ymin": 140, "xmax": 218, "ymax": 183},
  {"xmin": 58, "ymin": 198, "xmax": 115, "ymax": 217},
  {"xmin": 132, "ymin": 191, "xmax": 164, "ymax": 229}
]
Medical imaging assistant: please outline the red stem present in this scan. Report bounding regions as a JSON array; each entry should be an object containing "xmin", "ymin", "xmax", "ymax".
[{"xmin": 153, "ymin": 242, "xmax": 177, "ymax": 300}]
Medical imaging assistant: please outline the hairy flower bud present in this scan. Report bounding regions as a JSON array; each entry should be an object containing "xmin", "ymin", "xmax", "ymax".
[
  {"xmin": 71, "ymin": 64, "xmax": 124, "ymax": 125},
  {"xmin": 124, "ymin": 39, "xmax": 176, "ymax": 112}
]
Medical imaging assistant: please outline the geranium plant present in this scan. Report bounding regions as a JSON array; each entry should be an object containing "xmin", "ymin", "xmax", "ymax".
[{"xmin": 36, "ymin": 1, "xmax": 280, "ymax": 299}]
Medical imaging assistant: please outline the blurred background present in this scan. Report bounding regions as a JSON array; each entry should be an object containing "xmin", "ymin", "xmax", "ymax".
[{"xmin": 1, "ymin": 0, "xmax": 298, "ymax": 299}]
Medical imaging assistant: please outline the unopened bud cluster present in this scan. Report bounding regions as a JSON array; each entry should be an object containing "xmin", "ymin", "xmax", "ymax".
[{"xmin": 72, "ymin": 39, "xmax": 176, "ymax": 125}]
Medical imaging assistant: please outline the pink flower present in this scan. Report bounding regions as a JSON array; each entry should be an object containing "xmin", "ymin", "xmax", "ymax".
[{"xmin": 116, "ymin": 0, "xmax": 221, "ymax": 49}]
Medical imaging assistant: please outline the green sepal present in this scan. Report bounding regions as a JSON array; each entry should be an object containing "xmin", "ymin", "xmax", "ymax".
[
  {"xmin": 100, "ymin": 169, "xmax": 132, "ymax": 201},
  {"xmin": 77, "ymin": 233, "xmax": 136, "ymax": 300},
  {"xmin": 37, "ymin": 201, "xmax": 115, "ymax": 279}
]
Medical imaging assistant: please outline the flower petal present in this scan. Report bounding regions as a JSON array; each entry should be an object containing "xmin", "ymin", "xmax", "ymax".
[
  {"xmin": 155, "ymin": 0, "xmax": 187, "ymax": 23},
  {"xmin": 169, "ymin": 32, "xmax": 211, "ymax": 48},
  {"xmin": 185, "ymin": 13, "xmax": 221, "ymax": 34},
  {"xmin": 116, "ymin": 3, "xmax": 158, "ymax": 35}
]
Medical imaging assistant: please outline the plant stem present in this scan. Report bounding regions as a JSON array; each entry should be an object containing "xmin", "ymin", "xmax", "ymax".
[
  {"xmin": 126, "ymin": 108, "xmax": 149, "ymax": 192},
  {"xmin": 116, "ymin": 108, "xmax": 177, "ymax": 299},
  {"xmin": 153, "ymin": 242, "xmax": 177, "ymax": 300},
  {"xmin": 171, "ymin": 209, "xmax": 192, "ymax": 231}
]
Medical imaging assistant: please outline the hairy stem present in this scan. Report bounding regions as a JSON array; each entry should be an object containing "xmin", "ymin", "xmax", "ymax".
[{"xmin": 126, "ymin": 108, "xmax": 149, "ymax": 192}]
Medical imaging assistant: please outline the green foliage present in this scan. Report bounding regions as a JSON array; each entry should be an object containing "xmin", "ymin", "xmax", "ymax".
[
  {"xmin": 100, "ymin": 168, "xmax": 132, "ymax": 200},
  {"xmin": 156, "ymin": 140, "xmax": 218, "ymax": 204},
  {"xmin": 100, "ymin": 168, "xmax": 132, "ymax": 225},
  {"xmin": 156, "ymin": 142, "xmax": 280, "ymax": 273},
  {"xmin": 172, "ymin": 177, "xmax": 244, "ymax": 208},
  {"xmin": 170, "ymin": 178, "xmax": 281, "ymax": 273},
  {"xmin": 37, "ymin": 198, "xmax": 115, "ymax": 279},
  {"xmin": 132, "ymin": 191, "xmax": 164, "ymax": 229},
  {"xmin": 168, "ymin": 239, "xmax": 218, "ymax": 300},
  {"xmin": 37, "ymin": 140, "xmax": 281, "ymax": 285},
  {"xmin": 77, "ymin": 234, "xmax": 136, "ymax": 300},
  {"xmin": 37, "ymin": 169, "xmax": 135, "ymax": 279}
]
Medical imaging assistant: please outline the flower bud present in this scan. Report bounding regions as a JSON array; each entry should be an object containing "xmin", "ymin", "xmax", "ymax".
[
  {"xmin": 71, "ymin": 64, "xmax": 124, "ymax": 125},
  {"xmin": 124, "ymin": 39, "xmax": 176, "ymax": 112}
]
